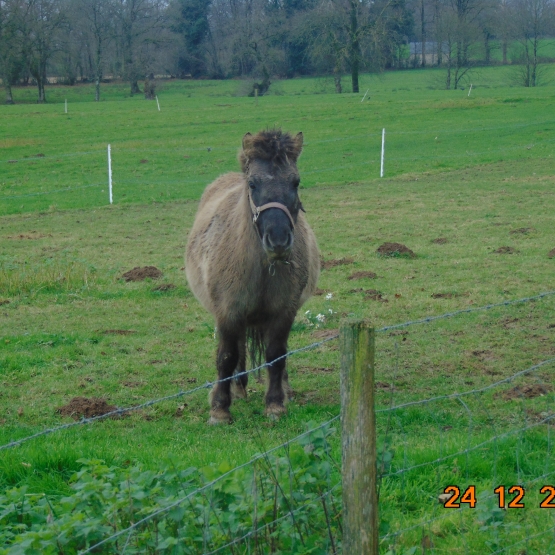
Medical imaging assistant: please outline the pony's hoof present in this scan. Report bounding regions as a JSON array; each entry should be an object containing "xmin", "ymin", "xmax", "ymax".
[
  {"xmin": 265, "ymin": 403, "xmax": 286, "ymax": 420},
  {"xmin": 208, "ymin": 409, "xmax": 232, "ymax": 425},
  {"xmin": 231, "ymin": 380, "xmax": 247, "ymax": 400}
]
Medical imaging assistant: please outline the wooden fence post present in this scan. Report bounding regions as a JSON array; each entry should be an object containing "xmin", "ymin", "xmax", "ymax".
[{"xmin": 340, "ymin": 319, "xmax": 378, "ymax": 555}]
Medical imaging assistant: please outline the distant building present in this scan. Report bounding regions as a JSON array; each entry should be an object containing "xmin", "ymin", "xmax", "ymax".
[{"xmin": 409, "ymin": 42, "xmax": 449, "ymax": 66}]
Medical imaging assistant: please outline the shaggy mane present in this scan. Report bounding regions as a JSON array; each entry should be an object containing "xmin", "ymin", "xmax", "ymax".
[{"xmin": 239, "ymin": 129, "xmax": 302, "ymax": 172}]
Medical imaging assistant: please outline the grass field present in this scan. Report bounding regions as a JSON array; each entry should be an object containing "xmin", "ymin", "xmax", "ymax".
[{"xmin": 1, "ymin": 65, "xmax": 555, "ymax": 553}]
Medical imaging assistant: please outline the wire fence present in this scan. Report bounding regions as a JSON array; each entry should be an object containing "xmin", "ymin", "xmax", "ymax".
[
  {"xmin": 2, "ymin": 116, "xmax": 553, "ymax": 206},
  {"xmin": 2, "ymin": 288, "xmax": 555, "ymax": 552},
  {"xmin": 67, "ymin": 347, "xmax": 555, "ymax": 554},
  {"xmin": 2, "ymin": 289, "xmax": 554, "ymax": 454}
]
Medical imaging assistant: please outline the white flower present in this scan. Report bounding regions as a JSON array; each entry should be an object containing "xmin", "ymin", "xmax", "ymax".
[
  {"xmin": 328, "ymin": 309, "xmax": 333, "ymax": 314},
  {"xmin": 316, "ymin": 313, "xmax": 326, "ymax": 323},
  {"xmin": 305, "ymin": 310, "xmax": 310, "ymax": 315},
  {"xmin": 325, "ymin": 293, "xmax": 333, "ymax": 300}
]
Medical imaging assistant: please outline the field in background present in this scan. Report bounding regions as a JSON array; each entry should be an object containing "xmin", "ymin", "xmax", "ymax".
[
  {"xmin": 2, "ymin": 65, "xmax": 555, "ymax": 217},
  {"xmin": 1, "ymin": 67, "xmax": 555, "ymax": 552}
]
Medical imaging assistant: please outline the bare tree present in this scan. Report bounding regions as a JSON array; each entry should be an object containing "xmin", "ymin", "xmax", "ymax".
[
  {"xmin": 24, "ymin": 0, "xmax": 65, "ymax": 102},
  {"xmin": 305, "ymin": 0, "xmax": 410, "ymax": 93},
  {"xmin": 511, "ymin": 0, "xmax": 555, "ymax": 86},
  {"xmin": 113, "ymin": 0, "xmax": 166, "ymax": 95},
  {"xmin": 79, "ymin": 0, "xmax": 113, "ymax": 100},
  {"xmin": 435, "ymin": 0, "xmax": 487, "ymax": 89},
  {"xmin": 0, "ymin": 0, "xmax": 28, "ymax": 103}
]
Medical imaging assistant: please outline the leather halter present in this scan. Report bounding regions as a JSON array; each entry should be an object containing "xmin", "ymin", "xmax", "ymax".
[{"xmin": 248, "ymin": 192, "xmax": 295, "ymax": 229}]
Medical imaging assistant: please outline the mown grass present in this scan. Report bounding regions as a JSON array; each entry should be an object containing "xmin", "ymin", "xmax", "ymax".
[{"xmin": 1, "ymin": 67, "xmax": 555, "ymax": 552}]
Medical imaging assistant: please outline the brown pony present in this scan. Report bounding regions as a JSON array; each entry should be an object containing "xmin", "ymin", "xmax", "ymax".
[{"xmin": 186, "ymin": 129, "xmax": 320, "ymax": 424}]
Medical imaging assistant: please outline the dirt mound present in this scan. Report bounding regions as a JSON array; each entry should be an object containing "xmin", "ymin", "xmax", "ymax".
[
  {"xmin": 365, "ymin": 289, "xmax": 388, "ymax": 302},
  {"xmin": 376, "ymin": 242, "xmax": 416, "ymax": 258},
  {"xmin": 493, "ymin": 246, "xmax": 517, "ymax": 254},
  {"xmin": 499, "ymin": 384, "xmax": 552, "ymax": 400},
  {"xmin": 0, "ymin": 300, "xmax": 10, "ymax": 306},
  {"xmin": 432, "ymin": 293, "xmax": 455, "ymax": 299},
  {"xmin": 348, "ymin": 271, "xmax": 377, "ymax": 280},
  {"xmin": 431, "ymin": 238, "xmax": 448, "ymax": 244},
  {"xmin": 548, "ymin": 248, "xmax": 555, "ymax": 259},
  {"xmin": 56, "ymin": 397, "xmax": 122, "ymax": 420},
  {"xmin": 103, "ymin": 329, "xmax": 136, "ymax": 335},
  {"xmin": 122, "ymin": 266, "xmax": 163, "ymax": 281},
  {"xmin": 152, "ymin": 283, "xmax": 176, "ymax": 292},
  {"xmin": 321, "ymin": 257, "xmax": 354, "ymax": 270},
  {"xmin": 7, "ymin": 232, "xmax": 51, "ymax": 240},
  {"xmin": 313, "ymin": 288, "xmax": 328, "ymax": 296},
  {"xmin": 510, "ymin": 227, "xmax": 535, "ymax": 234},
  {"xmin": 312, "ymin": 329, "xmax": 339, "ymax": 340},
  {"xmin": 139, "ymin": 159, "xmax": 148, "ymax": 164}
]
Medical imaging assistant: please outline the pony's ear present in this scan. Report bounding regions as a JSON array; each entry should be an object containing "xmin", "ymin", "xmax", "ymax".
[
  {"xmin": 239, "ymin": 132, "xmax": 253, "ymax": 173},
  {"xmin": 242, "ymin": 132, "xmax": 254, "ymax": 152},
  {"xmin": 292, "ymin": 132, "xmax": 303, "ymax": 159}
]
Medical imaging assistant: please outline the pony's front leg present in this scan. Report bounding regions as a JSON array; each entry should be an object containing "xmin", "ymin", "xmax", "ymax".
[
  {"xmin": 264, "ymin": 326, "xmax": 292, "ymax": 419},
  {"xmin": 209, "ymin": 326, "xmax": 240, "ymax": 424}
]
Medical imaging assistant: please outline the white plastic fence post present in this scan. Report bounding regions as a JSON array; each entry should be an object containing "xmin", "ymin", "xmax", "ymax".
[
  {"xmin": 107, "ymin": 144, "xmax": 113, "ymax": 204},
  {"xmin": 380, "ymin": 128, "xmax": 385, "ymax": 178},
  {"xmin": 65, "ymin": 99, "xmax": 67, "ymax": 113},
  {"xmin": 361, "ymin": 89, "xmax": 369, "ymax": 103},
  {"xmin": 156, "ymin": 95, "xmax": 160, "ymax": 111},
  {"xmin": 468, "ymin": 84, "xmax": 473, "ymax": 97}
]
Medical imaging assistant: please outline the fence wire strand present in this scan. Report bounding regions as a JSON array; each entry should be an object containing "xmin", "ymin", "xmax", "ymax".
[
  {"xmin": 2, "ymin": 289, "xmax": 554, "ymax": 452},
  {"xmin": 77, "ymin": 415, "xmax": 340, "ymax": 555},
  {"xmin": 0, "ymin": 336, "xmax": 337, "ymax": 452}
]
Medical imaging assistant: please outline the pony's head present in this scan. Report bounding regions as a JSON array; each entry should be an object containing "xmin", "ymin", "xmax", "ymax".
[{"xmin": 239, "ymin": 129, "xmax": 304, "ymax": 262}]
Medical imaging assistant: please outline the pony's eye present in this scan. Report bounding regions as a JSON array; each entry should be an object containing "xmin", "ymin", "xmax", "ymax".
[
  {"xmin": 293, "ymin": 178, "xmax": 300, "ymax": 188},
  {"xmin": 248, "ymin": 181, "xmax": 255, "ymax": 190}
]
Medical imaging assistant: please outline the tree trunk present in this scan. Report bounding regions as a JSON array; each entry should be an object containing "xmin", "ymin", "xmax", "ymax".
[
  {"xmin": 334, "ymin": 73, "xmax": 342, "ymax": 94},
  {"xmin": 445, "ymin": 42, "xmax": 452, "ymax": 89},
  {"xmin": 532, "ymin": 38, "xmax": 538, "ymax": 87},
  {"xmin": 351, "ymin": 59, "xmax": 359, "ymax": 93},
  {"xmin": 37, "ymin": 76, "xmax": 46, "ymax": 103},
  {"xmin": 94, "ymin": 39, "xmax": 102, "ymax": 101},
  {"xmin": 349, "ymin": 0, "xmax": 360, "ymax": 94},
  {"xmin": 502, "ymin": 40, "xmax": 507, "ymax": 64},
  {"xmin": 130, "ymin": 79, "xmax": 140, "ymax": 95},
  {"xmin": 5, "ymin": 84, "xmax": 14, "ymax": 104},
  {"xmin": 420, "ymin": 0, "xmax": 426, "ymax": 67},
  {"xmin": 484, "ymin": 34, "xmax": 491, "ymax": 65}
]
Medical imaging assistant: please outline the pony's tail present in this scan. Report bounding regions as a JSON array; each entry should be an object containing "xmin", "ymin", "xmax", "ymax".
[{"xmin": 247, "ymin": 327, "xmax": 265, "ymax": 381}]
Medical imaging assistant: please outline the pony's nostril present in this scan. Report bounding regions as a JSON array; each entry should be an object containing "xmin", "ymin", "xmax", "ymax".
[{"xmin": 264, "ymin": 231, "xmax": 293, "ymax": 258}]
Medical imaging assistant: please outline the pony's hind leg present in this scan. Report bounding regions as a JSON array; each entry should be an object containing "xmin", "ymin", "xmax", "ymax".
[
  {"xmin": 231, "ymin": 338, "xmax": 248, "ymax": 400},
  {"xmin": 209, "ymin": 325, "xmax": 241, "ymax": 424}
]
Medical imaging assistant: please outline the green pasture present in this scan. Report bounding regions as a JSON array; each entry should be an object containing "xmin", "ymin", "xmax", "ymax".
[
  {"xmin": 1, "ymin": 67, "xmax": 555, "ymax": 552},
  {"xmin": 2, "ymin": 64, "xmax": 555, "ymax": 218}
]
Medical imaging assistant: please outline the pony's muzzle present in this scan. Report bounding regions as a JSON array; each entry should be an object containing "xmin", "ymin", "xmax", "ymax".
[{"xmin": 263, "ymin": 229, "xmax": 293, "ymax": 261}]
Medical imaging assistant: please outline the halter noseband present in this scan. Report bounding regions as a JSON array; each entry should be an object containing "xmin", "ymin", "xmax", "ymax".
[{"xmin": 248, "ymin": 192, "xmax": 295, "ymax": 229}]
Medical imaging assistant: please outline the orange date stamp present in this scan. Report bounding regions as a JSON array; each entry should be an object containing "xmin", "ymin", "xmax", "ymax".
[{"xmin": 441, "ymin": 485, "xmax": 555, "ymax": 509}]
